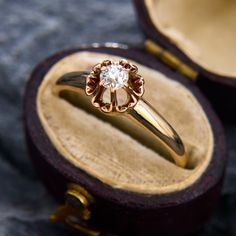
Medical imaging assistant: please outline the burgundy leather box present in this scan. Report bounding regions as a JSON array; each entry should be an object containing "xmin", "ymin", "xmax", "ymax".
[{"xmin": 24, "ymin": 46, "xmax": 227, "ymax": 236}]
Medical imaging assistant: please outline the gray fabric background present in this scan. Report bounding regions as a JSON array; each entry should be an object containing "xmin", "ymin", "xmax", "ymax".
[{"xmin": 0, "ymin": 0, "xmax": 235, "ymax": 235}]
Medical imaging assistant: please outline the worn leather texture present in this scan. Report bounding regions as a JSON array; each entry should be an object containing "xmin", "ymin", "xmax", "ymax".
[{"xmin": 0, "ymin": 0, "xmax": 235, "ymax": 235}]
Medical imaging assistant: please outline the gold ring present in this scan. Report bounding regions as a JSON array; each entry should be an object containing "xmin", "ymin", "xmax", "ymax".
[{"xmin": 53, "ymin": 59, "xmax": 188, "ymax": 168}]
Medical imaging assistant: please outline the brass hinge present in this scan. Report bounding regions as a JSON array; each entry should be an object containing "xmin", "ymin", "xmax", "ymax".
[
  {"xmin": 50, "ymin": 184, "xmax": 101, "ymax": 236},
  {"xmin": 145, "ymin": 39, "xmax": 198, "ymax": 81}
]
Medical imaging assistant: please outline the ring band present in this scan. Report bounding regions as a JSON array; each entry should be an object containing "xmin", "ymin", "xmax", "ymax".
[{"xmin": 53, "ymin": 59, "xmax": 188, "ymax": 168}]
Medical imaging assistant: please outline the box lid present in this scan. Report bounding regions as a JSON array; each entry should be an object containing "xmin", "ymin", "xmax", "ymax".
[
  {"xmin": 133, "ymin": 0, "xmax": 236, "ymax": 122},
  {"xmin": 134, "ymin": 0, "xmax": 236, "ymax": 83}
]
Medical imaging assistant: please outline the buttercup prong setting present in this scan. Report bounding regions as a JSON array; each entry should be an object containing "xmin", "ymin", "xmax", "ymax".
[{"xmin": 85, "ymin": 59, "xmax": 144, "ymax": 113}]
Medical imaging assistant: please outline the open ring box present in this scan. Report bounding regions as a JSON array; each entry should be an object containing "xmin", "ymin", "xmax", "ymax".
[{"xmin": 24, "ymin": 1, "xmax": 229, "ymax": 236}]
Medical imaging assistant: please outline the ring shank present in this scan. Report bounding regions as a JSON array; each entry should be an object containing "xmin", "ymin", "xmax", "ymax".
[
  {"xmin": 129, "ymin": 100, "xmax": 187, "ymax": 168},
  {"xmin": 54, "ymin": 72, "xmax": 187, "ymax": 168}
]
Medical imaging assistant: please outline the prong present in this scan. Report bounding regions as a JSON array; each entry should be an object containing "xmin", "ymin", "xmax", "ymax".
[
  {"xmin": 101, "ymin": 60, "xmax": 112, "ymax": 67},
  {"xmin": 116, "ymin": 106, "xmax": 128, "ymax": 113},
  {"xmin": 92, "ymin": 63, "xmax": 102, "ymax": 74},
  {"xmin": 85, "ymin": 75, "xmax": 99, "ymax": 95},
  {"xmin": 119, "ymin": 59, "xmax": 128, "ymax": 66},
  {"xmin": 91, "ymin": 86, "xmax": 106, "ymax": 107},
  {"xmin": 122, "ymin": 86, "xmax": 138, "ymax": 107},
  {"xmin": 101, "ymin": 103, "xmax": 113, "ymax": 113},
  {"xmin": 130, "ymin": 64, "xmax": 138, "ymax": 73},
  {"xmin": 128, "ymin": 93, "xmax": 137, "ymax": 107},
  {"xmin": 110, "ymin": 89, "xmax": 117, "ymax": 109},
  {"xmin": 119, "ymin": 59, "xmax": 132, "ymax": 70}
]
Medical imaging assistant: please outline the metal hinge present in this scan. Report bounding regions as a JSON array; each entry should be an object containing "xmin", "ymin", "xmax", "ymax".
[
  {"xmin": 145, "ymin": 39, "xmax": 198, "ymax": 81},
  {"xmin": 50, "ymin": 184, "xmax": 101, "ymax": 236}
]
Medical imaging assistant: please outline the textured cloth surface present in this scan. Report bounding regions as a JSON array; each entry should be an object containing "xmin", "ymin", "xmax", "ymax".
[{"xmin": 0, "ymin": 0, "xmax": 235, "ymax": 235}]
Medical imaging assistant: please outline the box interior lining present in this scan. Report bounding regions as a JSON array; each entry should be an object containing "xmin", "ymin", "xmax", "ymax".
[
  {"xmin": 37, "ymin": 51, "xmax": 213, "ymax": 194},
  {"xmin": 145, "ymin": 0, "xmax": 236, "ymax": 78}
]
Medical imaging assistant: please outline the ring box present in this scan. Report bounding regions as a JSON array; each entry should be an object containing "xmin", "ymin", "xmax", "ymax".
[
  {"xmin": 24, "ymin": 46, "xmax": 227, "ymax": 236},
  {"xmin": 134, "ymin": 0, "xmax": 236, "ymax": 122}
]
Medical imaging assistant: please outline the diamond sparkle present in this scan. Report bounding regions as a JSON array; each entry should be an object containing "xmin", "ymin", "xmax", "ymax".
[{"xmin": 100, "ymin": 64, "xmax": 129, "ymax": 89}]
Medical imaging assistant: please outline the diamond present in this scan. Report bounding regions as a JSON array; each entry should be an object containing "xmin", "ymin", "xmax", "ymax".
[{"xmin": 100, "ymin": 64, "xmax": 129, "ymax": 89}]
